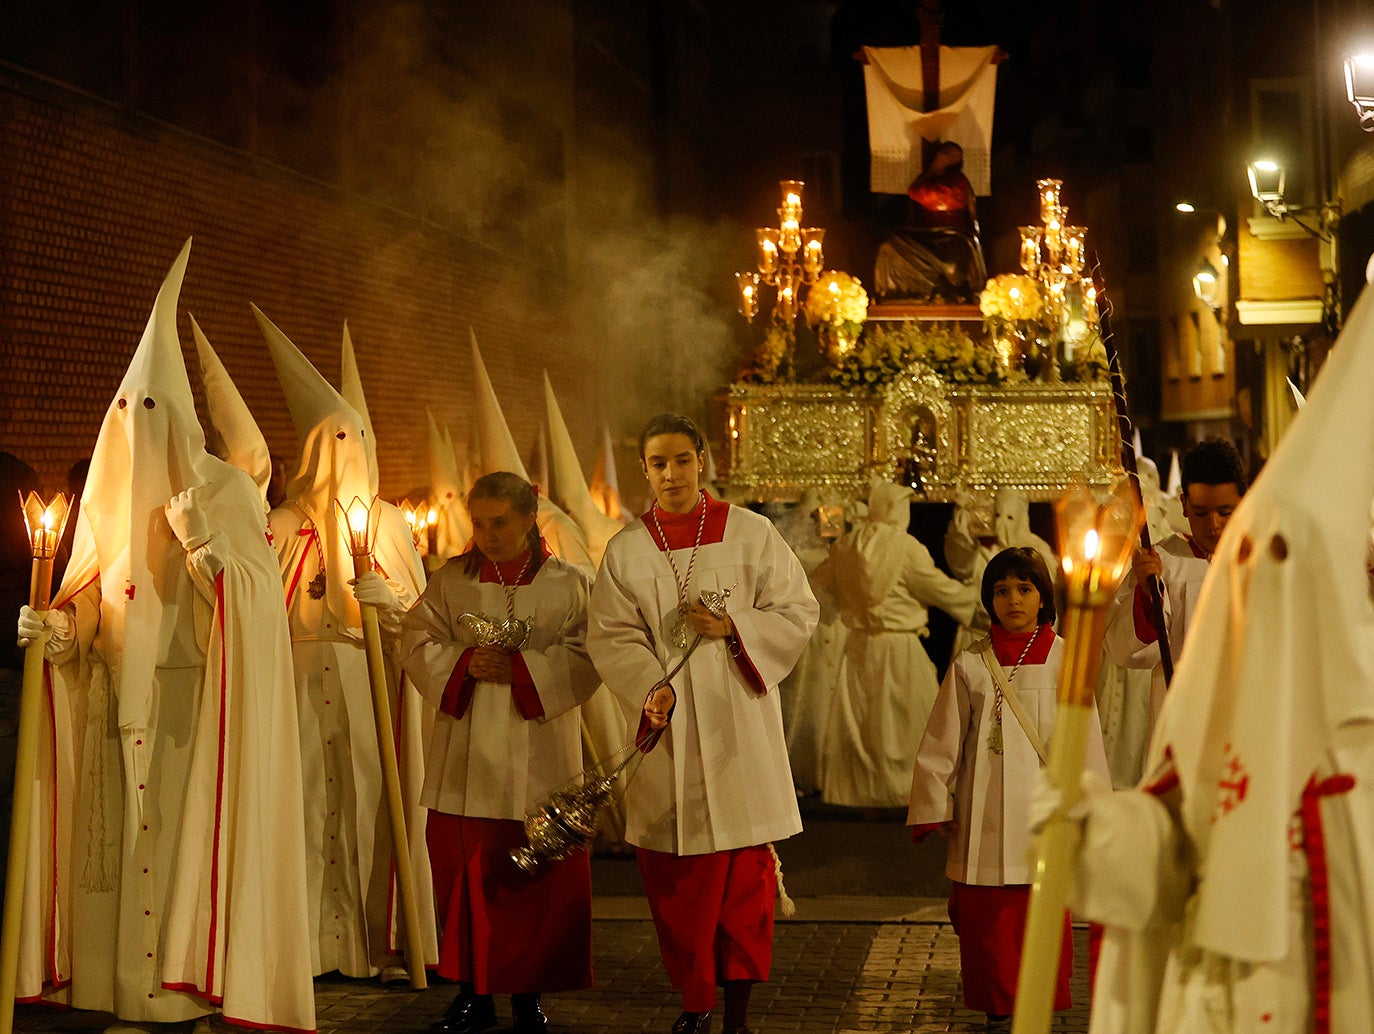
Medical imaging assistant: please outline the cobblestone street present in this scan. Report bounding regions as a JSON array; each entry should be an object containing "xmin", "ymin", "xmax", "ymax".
[{"xmin": 14, "ymin": 907, "xmax": 1093, "ymax": 1033}]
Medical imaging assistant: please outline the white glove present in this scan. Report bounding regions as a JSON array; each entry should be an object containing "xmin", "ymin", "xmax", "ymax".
[
  {"xmin": 350, "ymin": 571, "xmax": 402, "ymax": 613},
  {"xmin": 166, "ymin": 488, "xmax": 213, "ymax": 551},
  {"xmin": 17, "ymin": 605, "xmax": 73, "ymax": 657},
  {"xmin": 1028, "ymin": 768, "xmax": 1111, "ymax": 837}
]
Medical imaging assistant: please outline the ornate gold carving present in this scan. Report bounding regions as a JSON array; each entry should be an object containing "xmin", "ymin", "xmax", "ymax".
[{"xmin": 721, "ymin": 373, "xmax": 1120, "ymax": 503}]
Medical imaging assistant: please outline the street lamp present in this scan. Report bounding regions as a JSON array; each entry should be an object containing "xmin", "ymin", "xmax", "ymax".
[
  {"xmin": 1247, "ymin": 159, "xmax": 1286, "ymax": 210},
  {"xmin": 1345, "ymin": 54, "xmax": 1374, "ymax": 132}
]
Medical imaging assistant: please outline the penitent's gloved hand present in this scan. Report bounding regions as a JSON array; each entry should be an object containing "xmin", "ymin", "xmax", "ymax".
[
  {"xmin": 165, "ymin": 487, "xmax": 214, "ymax": 551},
  {"xmin": 17, "ymin": 604, "xmax": 73, "ymax": 658},
  {"xmin": 1028, "ymin": 768, "xmax": 1111, "ymax": 837},
  {"xmin": 350, "ymin": 571, "xmax": 402, "ymax": 612}
]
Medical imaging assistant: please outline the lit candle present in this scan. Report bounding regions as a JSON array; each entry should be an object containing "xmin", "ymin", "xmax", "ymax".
[
  {"xmin": 1037, "ymin": 178, "xmax": 1063, "ymax": 224},
  {"xmin": 1019, "ymin": 227, "xmax": 1042, "ymax": 273},
  {"xmin": 1065, "ymin": 227, "xmax": 1087, "ymax": 273},
  {"xmin": 757, "ymin": 231, "xmax": 779, "ymax": 276}
]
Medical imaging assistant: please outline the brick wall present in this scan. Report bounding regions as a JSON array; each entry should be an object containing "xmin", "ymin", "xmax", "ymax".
[{"xmin": 0, "ymin": 73, "xmax": 593, "ymax": 499}]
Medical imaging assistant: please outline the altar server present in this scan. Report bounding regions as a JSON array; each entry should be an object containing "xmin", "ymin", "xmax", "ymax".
[
  {"xmin": 402, "ymin": 472, "xmax": 598, "ymax": 1033},
  {"xmin": 1101, "ymin": 437, "xmax": 1246, "ymax": 726},
  {"xmin": 1059, "ymin": 277, "xmax": 1374, "ymax": 1034},
  {"xmin": 588, "ymin": 413, "xmax": 818, "ymax": 1034},
  {"xmin": 818, "ymin": 481, "xmax": 976, "ymax": 809},
  {"xmin": 14, "ymin": 241, "xmax": 315, "ymax": 1030},
  {"xmin": 254, "ymin": 304, "xmax": 438, "ymax": 980},
  {"xmin": 909, "ymin": 547, "xmax": 1108, "ymax": 1030}
]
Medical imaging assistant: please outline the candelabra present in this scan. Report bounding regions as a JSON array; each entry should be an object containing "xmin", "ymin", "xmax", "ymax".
[
  {"xmin": 1018, "ymin": 180, "xmax": 1102, "ymax": 379},
  {"xmin": 735, "ymin": 180, "xmax": 826, "ymax": 330}
]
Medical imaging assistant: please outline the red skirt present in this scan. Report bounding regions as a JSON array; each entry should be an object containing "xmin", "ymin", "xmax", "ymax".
[
  {"xmin": 636, "ymin": 845, "xmax": 777, "ymax": 1012},
  {"xmin": 426, "ymin": 811, "xmax": 592, "ymax": 994},
  {"xmin": 948, "ymin": 882, "xmax": 1072, "ymax": 1015}
]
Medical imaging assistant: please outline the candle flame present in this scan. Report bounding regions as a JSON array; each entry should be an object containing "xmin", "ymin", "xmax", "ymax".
[
  {"xmin": 1083, "ymin": 528, "xmax": 1100, "ymax": 561},
  {"xmin": 427, "ymin": 508, "xmax": 439, "ymax": 526},
  {"xmin": 348, "ymin": 502, "xmax": 370, "ymax": 536}
]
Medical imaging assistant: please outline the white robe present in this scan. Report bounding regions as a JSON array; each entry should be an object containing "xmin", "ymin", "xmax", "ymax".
[
  {"xmin": 399, "ymin": 555, "xmax": 600, "ymax": 818},
  {"xmin": 774, "ymin": 511, "xmax": 846, "ymax": 794},
  {"xmin": 907, "ymin": 635, "xmax": 1109, "ymax": 884},
  {"xmin": 817, "ymin": 518, "xmax": 975, "ymax": 809},
  {"xmin": 23, "ymin": 467, "xmax": 316, "ymax": 1031},
  {"xmin": 587, "ymin": 503, "xmax": 818, "ymax": 855},
  {"xmin": 269, "ymin": 500, "xmax": 439, "ymax": 977},
  {"xmin": 1102, "ymin": 533, "xmax": 1210, "ymax": 727}
]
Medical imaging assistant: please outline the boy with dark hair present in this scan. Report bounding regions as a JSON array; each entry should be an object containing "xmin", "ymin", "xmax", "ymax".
[{"xmin": 1104, "ymin": 437, "xmax": 1247, "ymax": 737}]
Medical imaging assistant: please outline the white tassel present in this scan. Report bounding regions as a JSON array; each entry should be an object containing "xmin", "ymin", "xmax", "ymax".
[{"xmin": 768, "ymin": 842, "xmax": 796, "ymax": 917}]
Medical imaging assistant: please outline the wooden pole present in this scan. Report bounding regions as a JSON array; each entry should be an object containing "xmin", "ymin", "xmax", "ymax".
[
  {"xmin": 0, "ymin": 553, "xmax": 58, "ymax": 1034},
  {"xmin": 351, "ymin": 552, "xmax": 428, "ymax": 990},
  {"xmin": 1010, "ymin": 601, "xmax": 1108, "ymax": 1034}
]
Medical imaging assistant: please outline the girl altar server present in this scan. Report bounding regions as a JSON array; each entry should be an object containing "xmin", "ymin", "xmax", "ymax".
[
  {"xmin": 908, "ymin": 546, "xmax": 1108, "ymax": 1031},
  {"xmin": 401, "ymin": 472, "xmax": 600, "ymax": 1033},
  {"xmin": 588, "ymin": 413, "xmax": 818, "ymax": 1034}
]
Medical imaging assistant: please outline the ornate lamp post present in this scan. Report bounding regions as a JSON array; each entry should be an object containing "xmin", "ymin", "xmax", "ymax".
[
  {"xmin": 0, "ymin": 492, "xmax": 72, "ymax": 1034},
  {"xmin": 1012, "ymin": 479, "xmax": 1142, "ymax": 1034},
  {"xmin": 334, "ymin": 496, "xmax": 428, "ymax": 990}
]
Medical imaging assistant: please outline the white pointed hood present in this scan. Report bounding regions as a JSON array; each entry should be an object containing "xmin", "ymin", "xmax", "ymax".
[
  {"xmin": 190, "ymin": 314, "xmax": 271, "ymax": 508},
  {"xmin": 254, "ymin": 304, "xmax": 372, "ymax": 623},
  {"xmin": 1166, "ymin": 450, "xmax": 1182, "ymax": 497},
  {"xmin": 470, "ymin": 329, "xmax": 530, "ymax": 481},
  {"xmin": 1146, "ymin": 287, "xmax": 1374, "ymax": 965},
  {"xmin": 469, "ymin": 333, "xmax": 592, "ymax": 567},
  {"xmin": 340, "ymin": 321, "xmax": 380, "ymax": 496},
  {"xmin": 830, "ymin": 481, "xmax": 914, "ymax": 610},
  {"xmin": 57, "ymin": 238, "xmax": 224, "ymax": 727},
  {"xmin": 542, "ymin": 372, "xmax": 627, "ymax": 566},
  {"xmin": 427, "ymin": 409, "xmax": 472, "ymax": 557},
  {"xmin": 529, "ymin": 424, "xmax": 550, "ymax": 496},
  {"xmin": 589, "ymin": 420, "xmax": 627, "ymax": 521}
]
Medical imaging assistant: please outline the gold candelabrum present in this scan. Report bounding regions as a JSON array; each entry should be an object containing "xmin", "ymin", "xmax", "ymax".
[
  {"xmin": 0, "ymin": 492, "xmax": 72, "ymax": 1034},
  {"xmin": 336, "ymin": 496, "xmax": 428, "ymax": 990},
  {"xmin": 1012, "ymin": 479, "xmax": 1143, "ymax": 1034},
  {"xmin": 736, "ymin": 180, "xmax": 827, "ymax": 332},
  {"xmin": 1018, "ymin": 179, "xmax": 1102, "ymax": 378}
]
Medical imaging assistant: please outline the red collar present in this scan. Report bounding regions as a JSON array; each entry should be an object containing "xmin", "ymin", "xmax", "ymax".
[
  {"xmin": 640, "ymin": 492, "xmax": 730, "ymax": 550},
  {"xmin": 989, "ymin": 623, "xmax": 1055, "ymax": 667},
  {"xmin": 477, "ymin": 542, "xmax": 551, "ymax": 585},
  {"xmin": 1183, "ymin": 535, "xmax": 1210, "ymax": 561}
]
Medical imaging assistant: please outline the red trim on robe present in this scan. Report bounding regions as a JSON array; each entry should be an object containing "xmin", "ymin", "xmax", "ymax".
[
  {"xmin": 639, "ymin": 493, "xmax": 730, "ymax": 550},
  {"xmin": 910, "ymin": 821, "xmax": 947, "ymax": 843},
  {"xmin": 219, "ymin": 1014, "xmax": 318, "ymax": 1034},
  {"xmin": 1132, "ymin": 584, "xmax": 1161, "ymax": 645},
  {"xmin": 52, "ymin": 571, "xmax": 98, "ymax": 611},
  {"xmin": 205, "ymin": 571, "xmax": 228, "ymax": 997},
  {"xmin": 508, "ymin": 653, "xmax": 543, "ymax": 720},
  {"xmin": 441, "ymin": 649, "xmax": 479, "ymax": 719},
  {"xmin": 160, "ymin": 981, "xmax": 223, "ymax": 1004},
  {"xmin": 1183, "ymin": 535, "xmax": 1208, "ymax": 560},
  {"xmin": 1300, "ymin": 773, "xmax": 1356, "ymax": 1034},
  {"xmin": 476, "ymin": 544, "xmax": 552, "ymax": 586},
  {"xmin": 726, "ymin": 634, "xmax": 767, "ymax": 695},
  {"xmin": 988, "ymin": 624, "xmax": 1054, "ymax": 667},
  {"xmin": 284, "ymin": 530, "xmax": 318, "ymax": 609},
  {"xmin": 948, "ymin": 882, "xmax": 1072, "ymax": 1014}
]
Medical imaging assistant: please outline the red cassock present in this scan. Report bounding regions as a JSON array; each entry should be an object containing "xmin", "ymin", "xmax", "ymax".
[
  {"xmin": 401, "ymin": 549, "xmax": 601, "ymax": 996},
  {"xmin": 636, "ymin": 845, "xmax": 777, "ymax": 1012}
]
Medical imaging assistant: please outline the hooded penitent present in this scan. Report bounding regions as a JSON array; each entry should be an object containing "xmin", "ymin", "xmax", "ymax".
[
  {"xmin": 190, "ymin": 314, "xmax": 272, "ymax": 509},
  {"xmin": 469, "ymin": 333, "xmax": 594, "ymax": 569},
  {"xmin": 543, "ymin": 373, "xmax": 628, "ymax": 567},
  {"xmin": 255, "ymin": 304, "xmax": 437, "ymax": 977},
  {"xmin": 30, "ymin": 240, "xmax": 314, "ymax": 1029},
  {"xmin": 340, "ymin": 320, "xmax": 380, "ymax": 498},
  {"xmin": 427, "ymin": 409, "xmax": 473, "ymax": 557},
  {"xmin": 589, "ymin": 419, "xmax": 628, "ymax": 522}
]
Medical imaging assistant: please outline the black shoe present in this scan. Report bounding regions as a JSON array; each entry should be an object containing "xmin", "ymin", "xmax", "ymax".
[
  {"xmin": 511, "ymin": 993, "xmax": 548, "ymax": 1033},
  {"xmin": 671, "ymin": 1012, "xmax": 712, "ymax": 1034},
  {"xmin": 430, "ymin": 991, "xmax": 498, "ymax": 1032}
]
